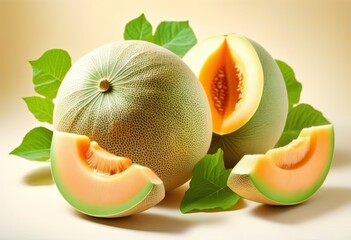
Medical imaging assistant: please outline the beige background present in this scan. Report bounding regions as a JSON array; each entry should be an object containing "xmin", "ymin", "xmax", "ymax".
[{"xmin": 1, "ymin": 0, "xmax": 350, "ymax": 239}]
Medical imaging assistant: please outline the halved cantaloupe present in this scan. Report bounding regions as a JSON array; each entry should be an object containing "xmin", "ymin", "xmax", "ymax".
[
  {"xmin": 184, "ymin": 35, "xmax": 265, "ymax": 135},
  {"xmin": 227, "ymin": 125, "xmax": 334, "ymax": 205},
  {"xmin": 183, "ymin": 34, "xmax": 288, "ymax": 168},
  {"xmin": 50, "ymin": 131, "xmax": 165, "ymax": 217}
]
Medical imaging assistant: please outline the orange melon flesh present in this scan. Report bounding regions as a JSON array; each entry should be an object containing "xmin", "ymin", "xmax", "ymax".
[
  {"xmin": 187, "ymin": 35, "xmax": 263, "ymax": 135},
  {"xmin": 227, "ymin": 125, "xmax": 334, "ymax": 205},
  {"xmin": 51, "ymin": 131, "xmax": 165, "ymax": 217}
]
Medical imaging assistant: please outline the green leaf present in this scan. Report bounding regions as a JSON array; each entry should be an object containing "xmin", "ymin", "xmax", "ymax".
[
  {"xmin": 30, "ymin": 49, "xmax": 71, "ymax": 99},
  {"xmin": 124, "ymin": 13, "xmax": 153, "ymax": 42},
  {"xmin": 275, "ymin": 103, "xmax": 331, "ymax": 147},
  {"xmin": 276, "ymin": 60, "xmax": 302, "ymax": 110},
  {"xmin": 23, "ymin": 96, "xmax": 54, "ymax": 124},
  {"xmin": 180, "ymin": 149, "xmax": 240, "ymax": 213},
  {"xmin": 154, "ymin": 21, "xmax": 197, "ymax": 57},
  {"xmin": 10, "ymin": 127, "xmax": 53, "ymax": 161}
]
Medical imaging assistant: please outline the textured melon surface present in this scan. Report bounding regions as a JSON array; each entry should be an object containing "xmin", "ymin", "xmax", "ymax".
[
  {"xmin": 53, "ymin": 40, "xmax": 212, "ymax": 191},
  {"xmin": 183, "ymin": 34, "xmax": 288, "ymax": 168},
  {"xmin": 227, "ymin": 125, "xmax": 334, "ymax": 205},
  {"xmin": 51, "ymin": 131, "xmax": 165, "ymax": 218}
]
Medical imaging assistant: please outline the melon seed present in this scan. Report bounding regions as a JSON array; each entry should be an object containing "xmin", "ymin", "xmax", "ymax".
[{"xmin": 211, "ymin": 68, "xmax": 228, "ymax": 115}]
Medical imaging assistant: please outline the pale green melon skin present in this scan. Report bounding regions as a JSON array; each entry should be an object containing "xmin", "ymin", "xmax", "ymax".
[
  {"xmin": 208, "ymin": 37, "xmax": 288, "ymax": 168},
  {"xmin": 53, "ymin": 40, "xmax": 212, "ymax": 191}
]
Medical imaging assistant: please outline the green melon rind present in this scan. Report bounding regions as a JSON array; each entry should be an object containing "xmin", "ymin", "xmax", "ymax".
[
  {"xmin": 50, "ymin": 137, "xmax": 155, "ymax": 218},
  {"xmin": 209, "ymin": 35, "xmax": 288, "ymax": 168},
  {"xmin": 249, "ymin": 125, "xmax": 334, "ymax": 205}
]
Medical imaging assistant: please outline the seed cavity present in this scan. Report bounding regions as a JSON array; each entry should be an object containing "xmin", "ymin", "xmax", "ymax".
[
  {"xmin": 86, "ymin": 141, "xmax": 132, "ymax": 175},
  {"xmin": 211, "ymin": 65, "xmax": 244, "ymax": 115},
  {"xmin": 268, "ymin": 137, "xmax": 311, "ymax": 170},
  {"xmin": 211, "ymin": 68, "xmax": 228, "ymax": 115}
]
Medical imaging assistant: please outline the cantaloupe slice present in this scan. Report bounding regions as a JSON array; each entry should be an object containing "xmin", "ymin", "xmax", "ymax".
[
  {"xmin": 227, "ymin": 125, "xmax": 334, "ymax": 205},
  {"xmin": 51, "ymin": 131, "xmax": 165, "ymax": 217}
]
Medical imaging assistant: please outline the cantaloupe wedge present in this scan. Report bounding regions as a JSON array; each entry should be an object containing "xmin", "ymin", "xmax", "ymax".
[
  {"xmin": 227, "ymin": 125, "xmax": 334, "ymax": 205},
  {"xmin": 51, "ymin": 131, "xmax": 165, "ymax": 217}
]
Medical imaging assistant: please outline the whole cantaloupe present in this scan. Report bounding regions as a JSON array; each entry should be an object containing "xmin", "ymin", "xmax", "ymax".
[{"xmin": 53, "ymin": 40, "xmax": 212, "ymax": 191}]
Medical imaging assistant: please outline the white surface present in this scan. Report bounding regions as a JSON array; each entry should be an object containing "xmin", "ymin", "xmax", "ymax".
[{"xmin": 1, "ymin": 1, "xmax": 351, "ymax": 239}]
